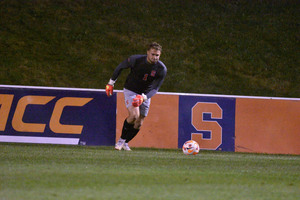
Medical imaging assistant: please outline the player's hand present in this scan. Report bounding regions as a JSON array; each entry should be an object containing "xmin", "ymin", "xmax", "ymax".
[
  {"xmin": 105, "ymin": 84, "xmax": 113, "ymax": 97},
  {"xmin": 106, "ymin": 79, "xmax": 115, "ymax": 97},
  {"xmin": 132, "ymin": 95, "xmax": 144, "ymax": 107},
  {"xmin": 132, "ymin": 94, "xmax": 147, "ymax": 107}
]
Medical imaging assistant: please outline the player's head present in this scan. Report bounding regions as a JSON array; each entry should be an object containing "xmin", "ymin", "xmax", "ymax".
[
  {"xmin": 147, "ymin": 42, "xmax": 162, "ymax": 52},
  {"xmin": 147, "ymin": 42, "xmax": 162, "ymax": 64}
]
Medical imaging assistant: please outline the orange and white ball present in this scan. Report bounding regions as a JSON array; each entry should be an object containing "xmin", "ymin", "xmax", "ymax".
[{"xmin": 182, "ymin": 140, "xmax": 200, "ymax": 155}]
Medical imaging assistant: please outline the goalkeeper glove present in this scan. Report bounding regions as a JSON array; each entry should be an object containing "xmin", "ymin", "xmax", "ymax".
[
  {"xmin": 106, "ymin": 79, "xmax": 115, "ymax": 97},
  {"xmin": 132, "ymin": 94, "xmax": 147, "ymax": 107}
]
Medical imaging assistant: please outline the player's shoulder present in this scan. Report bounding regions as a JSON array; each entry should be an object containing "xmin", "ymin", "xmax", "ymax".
[
  {"xmin": 127, "ymin": 55, "xmax": 146, "ymax": 66},
  {"xmin": 128, "ymin": 54, "xmax": 146, "ymax": 62},
  {"xmin": 157, "ymin": 60, "xmax": 167, "ymax": 71}
]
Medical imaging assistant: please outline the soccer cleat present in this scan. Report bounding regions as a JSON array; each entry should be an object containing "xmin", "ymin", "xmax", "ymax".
[
  {"xmin": 115, "ymin": 138, "xmax": 125, "ymax": 150},
  {"xmin": 122, "ymin": 143, "xmax": 132, "ymax": 151}
]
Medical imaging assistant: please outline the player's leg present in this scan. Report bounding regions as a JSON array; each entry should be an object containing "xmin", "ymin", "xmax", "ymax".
[
  {"xmin": 126, "ymin": 105, "xmax": 140, "ymax": 124},
  {"xmin": 125, "ymin": 114, "xmax": 145, "ymax": 143},
  {"xmin": 124, "ymin": 98, "xmax": 150, "ymax": 145},
  {"xmin": 116, "ymin": 89, "xmax": 150, "ymax": 151},
  {"xmin": 119, "ymin": 105, "xmax": 139, "ymax": 141},
  {"xmin": 115, "ymin": 89, "xmax": 138, "ymax": 150},
  {"xmin": 121, "ymin": 106, "xmax": 140, "ymax": 151},
  {"xmin": 115, "ymin": 116, "xmax": 135, "ymax": 150}
]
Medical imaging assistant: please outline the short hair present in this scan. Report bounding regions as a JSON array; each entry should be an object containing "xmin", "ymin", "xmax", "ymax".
[{"xmin": 148, "ymin": 42, "xmax": 162, "ymax": 52}]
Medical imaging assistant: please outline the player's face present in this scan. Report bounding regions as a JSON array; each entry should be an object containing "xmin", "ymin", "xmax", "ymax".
[{"xmin": 147, "ymin": 48, "xmax": 161, "ymax": 64}]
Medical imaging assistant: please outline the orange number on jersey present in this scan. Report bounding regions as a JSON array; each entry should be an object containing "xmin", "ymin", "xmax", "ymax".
[
  {"xmin": 143, "ymin": 74, "xmax": 148, "ymax": 81},
  {"xmin": 191, "ymin": 102, "xmax": 223, "ymax": 150}
]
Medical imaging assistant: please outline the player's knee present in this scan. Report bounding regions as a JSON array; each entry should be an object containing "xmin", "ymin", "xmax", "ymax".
[
  {"xmin": 134, "ymin": 121, "xmax": 142, "ymax": 129},
  {"xmin": 127, "ymin": 114, "xmax": 140, "ymax": 123},
  {"xmin": 134, "ymin": 117, "xmax": 144, "ymax": 129}
]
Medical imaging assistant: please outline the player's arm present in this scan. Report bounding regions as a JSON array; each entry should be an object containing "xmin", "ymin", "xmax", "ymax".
[
  {"xmin": 106, "ymin": 59, "xmax": 131, "ymax": 97},
  {"xmin": 106, "ymin": 55, "xmax": 141, "ymax": 97}
]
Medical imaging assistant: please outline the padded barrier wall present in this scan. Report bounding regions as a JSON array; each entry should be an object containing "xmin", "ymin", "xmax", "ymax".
[
  {"xmin": 0, "ymin": 86, "xmax": 116, "ymax": 146},
  {"xmin": 117, "ymin": 92, "xmax": 300, "ymax": 155},
  {"xmin": 1, "ymin": 85, "xmax": 299, "ymax": 154}
]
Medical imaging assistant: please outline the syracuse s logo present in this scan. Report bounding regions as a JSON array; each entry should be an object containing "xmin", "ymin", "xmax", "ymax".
[
  {"xmin": 191, "ymin": 102, "xmax": 223, "ymax": 150},
  {"xmin": 0, "ymin": 94, "xmax": 93, "ymax": 134}
]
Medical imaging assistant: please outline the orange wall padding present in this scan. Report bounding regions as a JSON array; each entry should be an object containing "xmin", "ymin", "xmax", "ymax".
[{"xmin": 235, "ymin": 98, "xmax": 300, "ymax": 154}]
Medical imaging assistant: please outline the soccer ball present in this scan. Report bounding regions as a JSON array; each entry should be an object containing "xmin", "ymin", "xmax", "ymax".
[{"xmin": 182, "ymin": 140, "xmax": 200, "ymax": 155}]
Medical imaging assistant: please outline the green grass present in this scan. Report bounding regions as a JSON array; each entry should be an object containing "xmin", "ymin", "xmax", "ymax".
[
  {"xmin": 0, "ymin": 143, "xmax": 299, "ymax": 200},
  {"xmin": 0, "ymin": 0, "xmax": 299, "ymax": 97}
]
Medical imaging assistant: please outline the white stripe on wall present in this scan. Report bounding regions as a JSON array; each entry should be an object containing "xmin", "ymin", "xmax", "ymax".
[{"xmin": 0, "ymin": 136, "xmax": 79, "ymax": 145}]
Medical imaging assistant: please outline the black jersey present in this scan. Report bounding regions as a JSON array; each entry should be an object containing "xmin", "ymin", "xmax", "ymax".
[{"xmin": 111, "ymin": 55, "xmax": 167, "ymax": 98}]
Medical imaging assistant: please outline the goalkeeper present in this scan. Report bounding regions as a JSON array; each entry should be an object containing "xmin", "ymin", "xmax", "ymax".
[{"xmin": 106, "ymin": 42, "xmax": 167, "ymax": 151}]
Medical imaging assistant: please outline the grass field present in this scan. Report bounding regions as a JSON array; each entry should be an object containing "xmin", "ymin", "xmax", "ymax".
[{"xmin": 0, "ymin": 143, "xmax": 299, "ymax": 200}]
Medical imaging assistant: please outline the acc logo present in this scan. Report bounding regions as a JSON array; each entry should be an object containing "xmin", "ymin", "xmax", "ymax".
[
  {"xmin": 0, "ymin": 94, "xmax": 93, "ymax": 134},
  {"xmin": 191, "ymin": 102, "xmax": 223, "ymax": 150}
]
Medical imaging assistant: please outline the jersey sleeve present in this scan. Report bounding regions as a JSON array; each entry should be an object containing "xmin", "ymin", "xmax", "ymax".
[
  {"xmin": 110, "ymin": 55, "xmax": 140, "ymax": 81},
  {"xmin": 110, "ymin": 59, "xmax": 129, "ymax": 81}
]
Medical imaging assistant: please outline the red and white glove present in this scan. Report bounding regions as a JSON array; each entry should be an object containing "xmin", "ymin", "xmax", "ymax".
[
  {"xmin": 105, "ymin": 79, "xmax": 115, "ymax": 97},
  {"xmin": 132, "ymin": 94, "xmax": 147, "ymax": 107}
]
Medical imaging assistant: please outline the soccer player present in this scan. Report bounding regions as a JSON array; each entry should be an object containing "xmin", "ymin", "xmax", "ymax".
[{"xmin": 105, "ymin": 42, "xmax": 167, "ymax": 151}]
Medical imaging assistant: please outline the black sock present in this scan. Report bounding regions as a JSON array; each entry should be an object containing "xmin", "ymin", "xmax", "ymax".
[
  {"xmin": 125, "ymin": 128, "xmax": 140, "ymax": 143},
  {"xmin": 121, "ymin": 119, "xmax": 134, "ymax": 140}
]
